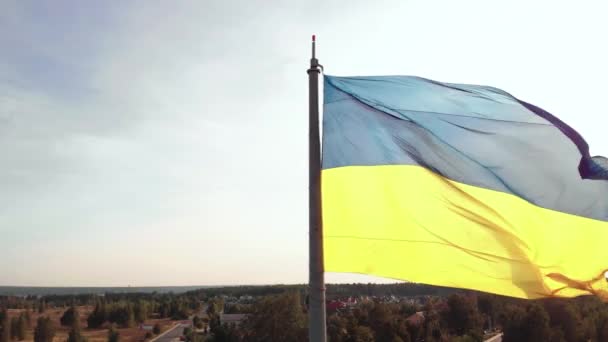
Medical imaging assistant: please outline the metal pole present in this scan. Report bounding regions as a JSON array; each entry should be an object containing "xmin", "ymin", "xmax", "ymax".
[{"xmin": 308, "ymin": 34, "xmax": 327, "ymax": 342}]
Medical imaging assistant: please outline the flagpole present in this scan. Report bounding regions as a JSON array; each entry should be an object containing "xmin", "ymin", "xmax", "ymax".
[{"xmin": 308, "ymin": 34, "xmax": 327, "ymax": 342}]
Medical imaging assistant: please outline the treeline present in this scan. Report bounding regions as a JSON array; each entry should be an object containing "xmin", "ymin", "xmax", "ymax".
[
  {"xmin": 0, "ymin": 311, "xmax": 29, "ymax": 342},
  {"xmin": 5, "ymin": 283, "xmax": 608, "ymax": 341},
  {"xmin": 0, "ymin": 309, "xmax": 59, "ymax": 342},
  {"xmin": 186, "ymin": 285, "xmax": 303, "ymax": 298},
  {"xmin": 0, "ymin": 292, "xmax": 202, "ymax": 311},
  {"xmin": 204, "ymin": 291, "xmax": 307, "ymax": 342},
  {"xmin": 326, "ymin": 283, "xmax": 458, "ymax": 298},
  {"xmin": 1, "ymin": 283, "xmax": 456, "ymax": 310},
  {"xmin": 0, "ymin": 292, "xmax": 201, "ymax": 317},
  {"xmin": 0, "ymin": 304, "xmax": 169, "ymax": 342},
  {"xmin": 86, "ymin": 297, "xmax": 197, "ymax": 328},
  {"xmin": 184, "ymin": 283, "xmax": 456, "ymax": 299},
  {"xmin": 206, "ymin": 291, "xmax": 608, "ymax": 342},
  {"xmin": 496, "ymin": 295, "xmax": 608, "ymax": 342},
  {"xmin": 0, "ymin": 296, "xmax": 200, "ymax": 341}
]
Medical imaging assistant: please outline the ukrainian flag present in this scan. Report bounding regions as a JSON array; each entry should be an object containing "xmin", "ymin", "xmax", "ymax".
[{"xmin": 322, "ymin": 75, "xmax": 608, "ymax": 299}]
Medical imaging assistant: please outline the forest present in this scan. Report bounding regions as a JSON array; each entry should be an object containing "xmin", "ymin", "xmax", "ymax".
[{"xmin": 2, "ymin": 283, "xmax": 608, "ymax": 341}]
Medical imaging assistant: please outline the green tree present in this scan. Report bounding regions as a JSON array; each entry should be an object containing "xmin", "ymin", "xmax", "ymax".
[
  {"xmin": 405, "ymin": 320, "xmax": 422, "ymax": 342},
  {"xmin": 183, "ymin": 327, "xmax": 204, "ymax": 342},
  {"xmin": 169, "ymin": 300, "xmax": 189, "ymax": 320},
  {"xmin": 67, "ymin": 306, "xmax": 86, "ymax": 342},
  {"xmin": 10, "ymin": 317, "xmax": 19, "ymax": 340},
  {"xmin": 134, "ymin": 301, "xmax": 148, "ymax": 324},
  {"xmin": 368, "ymin": 303, "xmax": 391, "ymax": 341},
  {"xmin": 598, "ymin": 318, "xmax": 608, "ymax": 342},
  {"xmin": 193, "ymin": 316, "xmax": 203, "ymax": 329},
  {"xmin": 1, "ymin": 311, "xmax": 10, "ymax": 342},
  {"xmin": 87, "ymin": 301, "xmax": 107, "ymax": 329},
  {"xmin": 37, "ymin": 301, "xmax": 46, "ymax": 314},
  {"xmin": 580, "ymin": 317, "xmax": 597, "ymax": 342},
  {"xmin": 107, "ymin": 325, "xmax": 119, "ymax": 342},
  {"xmin": 16, "ymin": 314, "xmax": 26, "ymax": 341},
  {"xmin": 521, "ymin": 304, "xmax": 551, "ymax": 342},
  {"xmin": 206, "ymin": 298, "xmax": 225, "ymax": 319},
  {"xmin": 67, "ymin": 328, "xmax": 86, "ymax": 342},
  {"xmin": 327, "ymin": 314, "xmax": 347, "ymax": 342},
  {"xmin": 60, "ymin": 306, "xmax": 78, "ymax": 327},
  {"xmin": 349, "ymin": 326, "xmax": 374, "ymax": 342},
  {"xmin": 367, "ymin": 303, "xmax": 410, "ymax": 342},
  {"xmin": 183, "ymin": 327, "xmax": 192, "ymax": 337},
  {"xmin": 543, "ymin": 300, "xmax": 583, "ymax": 342},
  {"xmin": 443, "ymin": 294, "xmax": 482, "ymax": 337},
  {"xmin": 399, "ymin": 303, "xmax": 418, "ymax": 317},
  {"xmin": 548, "ymin": 329, "xmax": 566, "ymax": 342},
  {"xmin": 241, "ymin": 292, "xmax": 306, "ymax": 341},
  {"xmin": 421, "ymin": 308, "xmax": 443, "ymax": 342},
  {"xmin": 24, "ymin": 311, "xmax": 31, "ymax": 329},
  {"xmin": 33, "ymin": 317, "xmax": 55, "ymax": 342},
  {"xmin": 106, "ymin": 303, "xmax": 134, "ymax": 328},
  {"xmin": 158, "ymin": 302, "xmax": 170, "ymax": 318},
  {"xmin": 210, "ymin": 323, "xmax": 239, "ymax": 342},
  {"xmin": 501, "ymin": 304, "xmax": 526, "ymax": 342},
  {"xmin": 477, "ymin": 294, "xmax": 497, "ymax": 331},
  {"xmin": 450, "ymin": 335, "xmax": 479, "ymax": 342},
  {"xmin": 126, "ymin": 304, "xmax": 135, "ymax": 328}
]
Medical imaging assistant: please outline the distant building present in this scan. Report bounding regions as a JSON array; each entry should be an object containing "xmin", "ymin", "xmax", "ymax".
[
  {"xmin": 326, "ymin": 297, "xmax": 358, "ymax": 312},
  {"xmin": 219, "ymin": 313, "xmax": 248, "ymax": 326},
  {"xmin": 327, "ymin": 300, "xmax": 345, "ymax": 311},
  {"xmin": 237, "ymin": 295, "xmax": 254, "ymax": 304},
  {"xmin": 405, "ymin": 311, "xmax": 425, "ymax": 326}
]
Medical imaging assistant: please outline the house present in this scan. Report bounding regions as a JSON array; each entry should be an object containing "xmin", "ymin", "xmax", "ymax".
[
  {"xmin": 219, "ymin": 313, "xmax": 248, "ymax": 326},
  {"xmin": 326, "ymin": 297, "xmax": 359, "ymax": 312},
  {"xmin": 139, "ymin": 324, "xmax": 153, "ymax": 331},
  {"xmin": 405, "ymin": 311, "xmax": 425, "ymax": 326},
  {"xmin": 327, "ymin": 300, "xmax": 346, "ymax": 311}
]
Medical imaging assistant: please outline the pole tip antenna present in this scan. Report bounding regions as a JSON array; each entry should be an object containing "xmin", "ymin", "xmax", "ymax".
[{"xmin": 310, "ymin": 34, "xmax": 319, "ymax": 68}]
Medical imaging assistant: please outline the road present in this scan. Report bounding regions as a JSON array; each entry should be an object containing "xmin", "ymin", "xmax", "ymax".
[
  {"xmin": 152, "ymin": 303, "xmax": 207, "ymax": 342},
  {"xmin": 484, "ymin": 332, "xmax": 503, "ymax": 342},
  {"xmin": 154, "ymin": 323, "xmax": 190, "ymax": 342}
]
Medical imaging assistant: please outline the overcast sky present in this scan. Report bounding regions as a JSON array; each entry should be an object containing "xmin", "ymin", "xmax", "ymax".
[{"xmin": 1, "ymin": 0, "xmax": 607, "ymax": 286}]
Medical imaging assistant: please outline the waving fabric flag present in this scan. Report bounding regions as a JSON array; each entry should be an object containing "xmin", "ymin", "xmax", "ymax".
[{"xmin": 321, "ymin": 75, "xmax": 608, "ymax": 299}]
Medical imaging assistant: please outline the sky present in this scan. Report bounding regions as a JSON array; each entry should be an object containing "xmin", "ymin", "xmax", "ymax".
[{"xmin": 1, "ymin": 0, "xmax": 607, "ymax": 286}]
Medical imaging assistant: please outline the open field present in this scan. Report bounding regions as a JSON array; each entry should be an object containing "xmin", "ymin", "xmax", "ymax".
[{"xmin": 5, "ymin": 306, "xmax": 177, "ymax": 342}]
